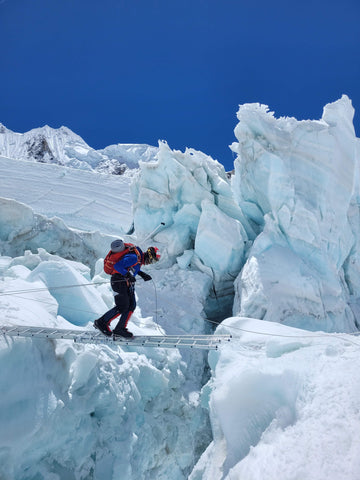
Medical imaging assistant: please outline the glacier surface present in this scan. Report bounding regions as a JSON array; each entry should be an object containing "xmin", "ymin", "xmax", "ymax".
[
  {"xmin": 0, "ymin": 95, "xmax": 360, "ymax": 480},
  {"xmin": 0, "ymin": 223, "xmax": 213, "ymax": 479}
]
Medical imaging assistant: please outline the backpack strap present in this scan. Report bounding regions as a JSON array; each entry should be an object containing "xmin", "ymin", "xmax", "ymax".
[{"xmin": 103, "ymin": 244, "xmax": 142, "ymax": 275}]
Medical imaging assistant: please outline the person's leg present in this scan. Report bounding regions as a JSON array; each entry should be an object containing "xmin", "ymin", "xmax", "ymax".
[
  {"xmin": 123, "ymin": 286, "xmax": 136, "ymax": 328},
  {"xmin": 95, "ymin": 282, "xmax": 129, "ymax": 334},
  {"xmin": 112, "ymin": 286, "xmax": 131, "ymax": 330},
  {"xmin": 102, "ymin": 306, "xmax": 121, "ymax": 331},
  {"xmin": 113, "ymin": 286, "xmax": 136, "ymax": 335},
  {"xmin": 94, "ymin": 304, "xmax": 121, "ymax": 335}
]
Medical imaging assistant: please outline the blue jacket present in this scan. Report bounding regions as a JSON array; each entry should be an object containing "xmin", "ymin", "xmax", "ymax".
[{"xmin": 113, "ymin": 248, "xmax": 143, "ymax": 276}]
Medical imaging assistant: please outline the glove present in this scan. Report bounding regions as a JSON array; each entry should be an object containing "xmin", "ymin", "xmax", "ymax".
[
  {"xmin": 138, "ymin": 271, "xmax": 152, "ymax": 282},
  {"xmin": 125, "ymin": 272, "xmax": 136, "ymax": 284}
]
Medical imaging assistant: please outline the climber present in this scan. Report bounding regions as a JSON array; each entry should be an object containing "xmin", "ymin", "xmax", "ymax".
[{"xmin": 94, "ymin": 239, "xmax": 160, "ymax": 338}]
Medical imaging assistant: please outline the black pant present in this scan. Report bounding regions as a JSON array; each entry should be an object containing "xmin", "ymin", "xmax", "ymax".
[{"xmin": 100, "ymin": 275, "xmax": 136, "ymax": 331}]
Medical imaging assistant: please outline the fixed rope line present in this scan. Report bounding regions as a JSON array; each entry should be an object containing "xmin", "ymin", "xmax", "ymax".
[
  {"xmin": 0, "ymin": 277, "xmax": 150, "ymax": 297},
  {"xmin": 150, "ymin": 278, "xmax": 164, "ymax": 335},
  {"xmin": 2, "ymin": 281, "xmax": 360, "ymax": 346},
  {"xmin": 204, "ymin": 317, "xmax": 360, "ymax": 347},
  {"xmin": 0, "ymin": 280, "xmax": 111, "ymax": 296},
  {"xmin": 0, "ymin": 278, "xmax": 166, "ymax": 335},
  {"xmin": 5, "ymin": 294, "xmax": 166, "ymax": 333}
]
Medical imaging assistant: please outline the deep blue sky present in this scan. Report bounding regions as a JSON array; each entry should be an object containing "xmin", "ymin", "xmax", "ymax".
[{"xmin": 1, "ymin": 0, "xmax": 359, "ymax": 171}]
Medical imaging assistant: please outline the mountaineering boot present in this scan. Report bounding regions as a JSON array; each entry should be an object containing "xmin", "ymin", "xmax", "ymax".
[
  {"xmin": 94, "ymin": 319, "xmax": 112, "ymax": 337},
  {"xmin": 113, "ymin": 327, "xmax": 134, "ymax": 339}
]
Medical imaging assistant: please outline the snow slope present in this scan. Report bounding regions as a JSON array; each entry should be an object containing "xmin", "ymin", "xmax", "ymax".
[
  {"xmin": 1, "ymin": 96, "xmax": 360, "ymax": 480},
  {"xmin": 0, "ymin": 155, "xmax": 133, "ymax": 235},
  {"xmin": 190, "ymin": 317, "xmax": 360, "ymax": 480}
]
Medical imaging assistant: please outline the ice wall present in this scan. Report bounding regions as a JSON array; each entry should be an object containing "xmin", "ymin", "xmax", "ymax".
[
  {"xmin": 0, "ymin": 328, "xmax": 210, "ymax": 479},
  {"xmin": 131, "ymin": 141, "xmax": 253, "ymax": 317},
  {"xmin": 231, "ymin": 95, "xmax": 360, "ymax": 332},
  {"xmin": 0, "ymin": 249, "xmax": 213, "ymax": 480}
]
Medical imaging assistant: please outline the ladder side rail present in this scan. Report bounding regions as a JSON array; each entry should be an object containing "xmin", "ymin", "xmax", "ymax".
[
  {"xmin": 0, "ymin": 326, "xmax": 19, "ymax": 334},
  {"xmin": 29, "ymin": 328, "xmax": 229, "ymax": 342},
  {"xmin": 74, "ymin": 335, "xmax": 220, "ymax": 350},
  {"xmin": 0, "ymin": 325, "xmax": 230, "ymax": 349}
]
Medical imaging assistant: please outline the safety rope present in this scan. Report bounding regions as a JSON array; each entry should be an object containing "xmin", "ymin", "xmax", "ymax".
[
  {"xmin": 0, "ymin": 278, "xmax": 165, "ymax": 334},
  {"xmin": 150, "ymin": 278, "xmax": 164, "ymax": 335},
  {"xmin": 0, "ymin": 278, "xmax": 131, "ymax": 296},
  {"xmin": 203, "ymin": 317, "xmax": 360, "ymax": 347},
  {"xmin": 2, "ymin": 280, "xmax": 360, "ymax": 346}
]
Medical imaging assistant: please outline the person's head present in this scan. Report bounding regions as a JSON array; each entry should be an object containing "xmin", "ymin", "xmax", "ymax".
[
  {"xmin": 111, "ymin": 239, "xmax": 125, "ymax": 253},
  {"xmin": 144, "ymin": 247, "xmax": 160, "ymax": 265}
]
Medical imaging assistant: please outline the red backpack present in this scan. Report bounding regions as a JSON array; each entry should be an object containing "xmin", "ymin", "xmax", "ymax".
[{"xmin": 103, "ymin": 243, "xmax": 142, "ymax": 275}]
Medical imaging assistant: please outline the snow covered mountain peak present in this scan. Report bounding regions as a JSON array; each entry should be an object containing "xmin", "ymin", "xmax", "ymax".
[{"xmin": 0, "ymin": 122, "xmax": 159, "ymax": 175}]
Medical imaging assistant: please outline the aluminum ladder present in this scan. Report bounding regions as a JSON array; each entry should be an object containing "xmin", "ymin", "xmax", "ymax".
[{"xmin": 0, "ymin": 325, "xmax": 231, "ymax": 350}]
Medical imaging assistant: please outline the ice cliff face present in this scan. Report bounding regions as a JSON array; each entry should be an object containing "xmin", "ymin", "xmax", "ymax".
[
  {"xmin": 132, "ymin": 96, "xmax": 360, "ymax": 331},
  {"xmin": 0, "ymin": 123, "xmax": 158, "ymax": 174},
  {"xmin": 131, "ymin": 141, "xmax": 254, "ymax": 318},
  {"xmin": 230, "ymin": 95, "xmax": 360, "ymax": 332},
  {"xmin": 186, "ymin": 95, "xmax": 360, "ymax": 480}
]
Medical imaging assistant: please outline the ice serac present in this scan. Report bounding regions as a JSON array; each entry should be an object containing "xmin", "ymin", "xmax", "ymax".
[
  {"xmin": 0, "ymin": 248, "xmax": 213, "ymax": 480},
  {"xmin": 131, "ymin": 141, "xmax": 252, "ymax": 317},
  {"xmin": 231, "ymin": 95, "xmax": 360, "ymax": 332}
]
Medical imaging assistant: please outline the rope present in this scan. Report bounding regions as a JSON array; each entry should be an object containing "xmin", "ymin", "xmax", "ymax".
[
  {"xmin": 2, "ymin": 279, "xmax": 360, "ymax": 346},
  {"xmin": 0, "ymin": 277, "xmax": 135, "ymax": 296},
  {"xmin": 0, "ymin": 281, "xmax": 110, "ymax": 296},
  {"xmin": 150, "ymin": 278, "xmax": 164, "ymax": 335},
  {"xmin": 0, "ymin": 277, "xmax": 164, "ymax": 333},
  {"xmin": 204, "ymin": 317, "xmax": 360, "ymax": 347}
]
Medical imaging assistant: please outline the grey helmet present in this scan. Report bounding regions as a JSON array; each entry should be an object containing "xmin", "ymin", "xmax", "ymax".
[{"xmin": 111, "ymin": 239, "xmax": 125, "ymax": 253}]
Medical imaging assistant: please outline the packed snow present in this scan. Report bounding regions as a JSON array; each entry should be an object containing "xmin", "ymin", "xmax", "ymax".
[
  {"xmin": 1, "ymin": 95, "xmax": 360, "ymax": 480},
  {"xmin": 0, "ymin": 155, "xmax": 133, "ymax": 235},
  {"xmin": 190, "ymin": 318, "xmax": 360, "ymax": 480}
]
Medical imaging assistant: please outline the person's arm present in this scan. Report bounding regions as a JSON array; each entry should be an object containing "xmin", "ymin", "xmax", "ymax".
[
  {"xmin": 138, "ymin": 271, "xmax": 152, "ymax": 281},
  {"xmin": 113, "ymin": 253, "xmax": 139, "ymax": 276}
]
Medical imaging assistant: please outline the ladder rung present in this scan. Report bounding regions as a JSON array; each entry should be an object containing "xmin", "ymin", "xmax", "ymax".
[{"xmin": 0, "ymin": 325, "xmax": 231, "ymax": 351}]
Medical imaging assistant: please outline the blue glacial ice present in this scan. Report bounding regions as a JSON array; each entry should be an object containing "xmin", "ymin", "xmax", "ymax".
[{"xmin": 1, "ymin": 95, "xmax": 360, "ymax": 479}]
